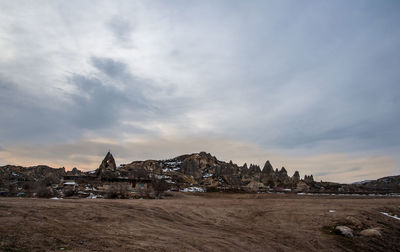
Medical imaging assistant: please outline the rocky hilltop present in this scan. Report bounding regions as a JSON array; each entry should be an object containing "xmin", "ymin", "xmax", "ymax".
[
  {"xmin": 117, "ymin": 151, "xmax": 313, "ymax": 192},
  {"xmin": 1, "ymin": 151, "xmax": 400, "ymax": 197}
]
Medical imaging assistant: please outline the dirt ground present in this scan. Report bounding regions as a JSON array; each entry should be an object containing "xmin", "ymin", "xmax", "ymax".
[{"xmin": 1, "ymin": 193, "xmax": 400, "ymax": 251}]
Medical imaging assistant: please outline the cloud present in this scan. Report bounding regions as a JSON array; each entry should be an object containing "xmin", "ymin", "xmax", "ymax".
[
  {"xmin": 0, "ymin": 55, "xmax": 158, "ymax": 142},
  {"xmin": 0, "ymin": 1, "xmax": 399, "ymax": 182},
  {"xmin": 91, "ymin": 56, "xmax": 129, "ymax": 79},
  {"xmin": 69, "ymin": 74, "xmax": 128, "ymax": 129},
  {"xmin": 107, "ymin": 16, "xmax": 134, "ymax": 45},
  {"xmin": 0, "ymin": 75, "xmax": 75, "ymax": 144}
]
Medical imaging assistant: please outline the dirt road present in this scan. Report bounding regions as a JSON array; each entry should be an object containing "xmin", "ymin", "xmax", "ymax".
[{"xmin": 1, "ymin": 193, "xmax": 400, "ymax": 251}]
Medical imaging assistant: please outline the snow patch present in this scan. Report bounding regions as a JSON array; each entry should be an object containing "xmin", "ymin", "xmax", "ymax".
[
  {"xmin": 202, "ymin": 173, "xmax": 213, "ymax": 178},
  {"xmin": 380, "ymin": 212, "xmax": 400, "ymax": 221},
  {"xmin": 155, "ymin": 175, "xmax": 170, "ymax": 179},
  {"xmin": 352, "ymin": 180, "xmax": 373, "ymax": 185},
  {"xmin": 165, "ymin": 161, "xmax": 182, "ymax": 166},
  {"xmin": 63, "ymin": 181, "xmax": 76, "ymax": 185},
  {"xmin": 87, "ymin": 193, "xmax": 103, "ymax": 199},
  {"xmin": 181, "ymin": 187, "xmax": 205, "ymax": 193}
]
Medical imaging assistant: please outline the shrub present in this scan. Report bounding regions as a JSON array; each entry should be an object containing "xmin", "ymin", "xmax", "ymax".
[
  {"xmin": 152, "ymin": 179, "xmax": 169, "ymax": 199},
  {"xmin": 22, "ymin": 181, "xmax": 35, "ymax": 190},
  {"xmin": 43, "ymin": 175, "xmax": 59, "ymax": 186},
  {"xmin": 105, "ymin": 183, "xmax": 129, "ymax": 199},
  {"xmin": 136, "ymin": 187, "xmax": 153, "ymax": 199},
  {"xmin": 63, "ymin": 189, "xmax": 75, "ymax": 197},
  {"xmin": 35, "ymin": 184, "xmax": 54, "ymax": 198}
]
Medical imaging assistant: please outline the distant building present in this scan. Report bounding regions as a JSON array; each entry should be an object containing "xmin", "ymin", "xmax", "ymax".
[{"xmin": 63, "ymin": 181, "xmax": 77, "ymax": 191}]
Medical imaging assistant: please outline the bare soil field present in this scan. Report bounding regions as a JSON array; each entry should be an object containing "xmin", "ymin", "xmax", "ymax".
[{"xmin": 1, "ymin": 193, "xmax": 400, "ymax": 251}]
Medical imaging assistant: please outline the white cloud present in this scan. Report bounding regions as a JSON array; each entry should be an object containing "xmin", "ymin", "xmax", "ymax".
[{"xmin": 0, "ymin": 0, "xmax": 399, "ymax": 181}]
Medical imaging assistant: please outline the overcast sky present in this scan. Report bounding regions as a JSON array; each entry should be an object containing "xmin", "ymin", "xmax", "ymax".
[{"xmin": 0, "ymin": 0, "xmax": 399, "ymax": 182}]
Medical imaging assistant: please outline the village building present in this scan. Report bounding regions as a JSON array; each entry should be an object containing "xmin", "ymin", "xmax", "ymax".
[
  {"xmin": 63, "ymin": 181, "xmax": 77, "ymax": 191},
  {"xmin": 60, "ymin": 152, "xmax": 154, "ymax": 197}
]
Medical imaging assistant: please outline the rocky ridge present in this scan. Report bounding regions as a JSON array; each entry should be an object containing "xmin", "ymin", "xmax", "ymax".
[{"xmin": 1, "ymin": 151, "xmax": 400, "ymax": 196}]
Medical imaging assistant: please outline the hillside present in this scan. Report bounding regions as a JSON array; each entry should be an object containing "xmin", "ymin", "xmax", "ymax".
[{"xmin": 1, "ymin": 151, "xmax": 399, "ymax": 198}]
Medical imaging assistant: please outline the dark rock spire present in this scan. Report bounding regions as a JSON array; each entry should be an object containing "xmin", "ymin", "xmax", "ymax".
[
  {"xmin": 262, "ymin": 160, "xmax": 274, "ymax": 174},
  {"xmin": 97, "ymin": 152, "xmax": 117, "ymax": 176}
]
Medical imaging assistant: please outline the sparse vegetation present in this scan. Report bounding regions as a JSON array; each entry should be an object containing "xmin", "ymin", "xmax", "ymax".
[
  {"xmin": 105, "ymin": 183, "xmax": 129, "ymax": 199},
  {"xmin": 62, "ymin": 189, "xmax": 75, "ymax": 197},
  {"xmin": 35, "ymin": 183, "xmax": 55, "ymax": 198},
  {"xmin": 36, "ymin": 187, "xmax": 53, "ymax": 198},
  {"xmin": 151, "ymin": 178, "xmax": 169, "ymax": 199},
  {"xmin": 136, "ymin": 186, "xmax": 153, "ymax": 199}
]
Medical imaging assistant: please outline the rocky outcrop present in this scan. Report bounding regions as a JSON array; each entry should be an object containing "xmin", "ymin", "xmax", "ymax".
[
  {"xmin": 353, "ymin": 175, "xmax": 400, "ymax": 193},
  {"xmin": 291, "ymin": 171, "xmax": 300, "ymax": 186},
  {"xmin": 248, "ymin": 164, "xmax": 261, "ymax": 181},
  {"xmin": 277, "ymin": 167, "xmax": 290, "ymax": 186},
  {"xmin": 181, "ymin": 157, "xmax": 201, "ymax": 179},
  {"xmin": 66, "ymin": 167, "xmax": 83, "ymax": 176},
  {"xmin": 262, "ymin": 161, "xmax": 274, "ymax": 175},
  {"xmin": 97, "ymin": 152, "xmax": 117, "ymax": 177},
  {"xmin": 249, "ymin": 164, "xmax": 261, "ymax": 175},
  {"xmin": 360, "ymin": 228, "xmax": 382, "ymax": 238},
  {"xmin": 334, "ymin": 226, "xmax": 354, "ymax": 238},
  {"xmin": 304, "ymin": 175, "xmax": 314, "ymax": 184},
  {"xmin": 180, "ymin": 152, "xmax": 219, "ymax": 180},
  {"xmin": 0, "ymin": 165, "xmax": 67, "ymax": 196},
  {"xmin": 259, "ymin": 162, "xmax": 292, "ymax": 188},
  {"xmin": 243, "ymin": 181, "xmax": 266, "ymax": 192},
  {"xmin": 3, "ymin": 151, "xmax": 400, "ymax": 196},
  {"xmin": 345, "ymin": 216, "xmax": 363, "ymax": 229}
]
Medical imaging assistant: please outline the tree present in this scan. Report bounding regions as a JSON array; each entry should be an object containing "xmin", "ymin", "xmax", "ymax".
[
  {"xmin": 151, "ymin": 178, "xmax": 169, "ymax": 199},
  {"xmin": 105, "ymin": 183, "xmax": 129, "ymax": 199},
  {"xmin": 35, "ymin": 183, "xmax": 55, "ymax": 198}
]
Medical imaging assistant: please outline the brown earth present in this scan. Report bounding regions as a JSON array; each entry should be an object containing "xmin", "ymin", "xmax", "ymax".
[{"xmin": 1, "ymin": 193, "xmax": 400, "ymax": 251}]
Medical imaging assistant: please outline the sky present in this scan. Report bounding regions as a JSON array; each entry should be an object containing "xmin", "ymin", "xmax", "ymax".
[{"xmin": 0, "ymin": 0, "xmax": 399, "ymax": 183}]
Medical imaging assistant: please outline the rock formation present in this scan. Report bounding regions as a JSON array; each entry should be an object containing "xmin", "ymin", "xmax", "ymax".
[
  {"xmin": 304, "ymin": 175, "xmax": 314, "ymax": 184},
  {"xmin": 292, "ymin": 171, "xmax": 300, "ymax": 183},
  {"xmin": 2, "ymin": 151, "xmax": 400, "ymax": 196},
  {"xmin": 262, "ymin": 161, "xmax": 274, "ymax": 174},
  {"xmin": 97, "ymin": 152, "xmax": 117, "ymax": 177}
]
